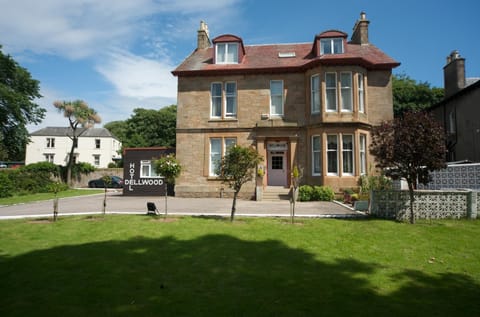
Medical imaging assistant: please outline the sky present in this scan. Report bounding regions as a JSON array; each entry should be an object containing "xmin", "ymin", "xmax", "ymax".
[{"xmin": 1, "ymin": 0, "xmax": 479, "ymax": 132}]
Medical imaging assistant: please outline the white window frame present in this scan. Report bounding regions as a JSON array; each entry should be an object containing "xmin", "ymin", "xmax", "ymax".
[
  {"xmin": 342, "ymin": 134, "xmax": 354, "ymax": 175},
  {"xmin": 270, "ymin": 80, "xmax": 284, "ymax": 116},
  {"xmin": 209, "ymin": 137, "xmax": 237, "ymax": 176},
  {"xmin": 325, "ymin": 73, "xmax": 337, "ymax": 112},
  {"xmin": 140, "ymin": 160, "xmax": 159, "ymax": 178},
  {"xmin": 320, "ymin": 38, "xmax": 344, "ymax": 55},
  {"xmin": 44, "ymin": 153, "xmax": 54, "ymax": 163},
  {"xmin": 311, "ymin": 74, "xmax": 321, "ymax": 114},
  {"xmin": 327, "ymin": 135, "xmax": 338, "ymax": 175},
  {"xmin": 340, "ymin": 72, "xmax": 353, "ymax": 112},
  {"xmin": 46, "ymin": 138, "xmax": 55, "ymax": 148},
  {"xmin": 216, "ymin": 43, "xmax": 239, "ymax": 64},
  {"xmin": 359, "ymin": 134, "xmax": 367, "ymax": 175},
  {"xmin": 358, "ymin": 73, "xmax": 365, "ymax": 113},
  {"xmin": 312, "ymin": 135, "xmax": 321, "ymax": 176}
]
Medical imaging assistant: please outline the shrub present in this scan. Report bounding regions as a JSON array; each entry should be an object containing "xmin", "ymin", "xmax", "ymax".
[
  {"xmin": 298, "ymin": 185, "xmax": 314, "ymax": 201},
  {"xmin": 313, "ymin": 186, "xmax": 335, "ymax": 201},
  {"xmin": 0, "ymin": 171, "xmax": 14, "ymax": 198},
  {"xmin": 21, "ymin": 162, "xmax": 60, "ymax": 177}
]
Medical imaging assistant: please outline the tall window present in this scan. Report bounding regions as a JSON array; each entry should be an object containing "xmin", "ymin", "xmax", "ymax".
[
  {"xmin": 327, "ymin": 135, "xmax": 338, "ymax": 174},
  {"xmin": 209, "ymin": 138, "xmax": 237, "ymax": 176},
  {"xmin": 325, "ymin": 73, "xmax": 337, "ymax": 111},
  {"xmin": 312, "ymin": 135, "xmax": 321, "ymax": 175},
  {"xmin": 46, "ymin": 138, "xmax": 55, "ymax": 148},
  {"xmin": 311, "ymin": 75, "xmax": 321, "ymax": 113},
  {"xmin": 359, "ymin": 134, "xmax": 367, "ymax": 175},
  {"xmin": 211, "ymin": 82, "xmax": 237, "ymax": 118},
  {"xmin": 216, "ymin": 43, "xmax": 238, "ymax": 64},
  {"xmin": 342, "ymin": 135, "xmax": 354, "ymax": 174},
  {"xmin": 225, "ymin": 82, "xmax": 237, "ymax": 117},
  {"xmin": 270, "ymin": 80, "xmax": 284, "ymax": 116},
  {"xmin": 44, "ymin": 154, "xmax": 54, "ymax": 163},
  {"xmin": 340, "ymin": 72, "xmax": 353, "ymax": 112},
  {"xmin": 211, "ymin": 83, "xmax": 222, "ymax": 118},
  {"xmin": 93, "ymin": 155, "xmax": 100, "ymax": 166},
  {"xmin": 140, "ymin": 160, "xmax": 159, "ymax": 178},
  {"xmin": 95, "ymin": 139, "xmax": 101, "ymax": 149},
  {"xmin": 320, "ymin": 38, "xmax": 344, "ymax": 54},
  {"xmin": 358, "ymin": 73, "xmax": 365, "ymax": 113}
]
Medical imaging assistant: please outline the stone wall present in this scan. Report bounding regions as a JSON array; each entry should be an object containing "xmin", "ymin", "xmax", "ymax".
[
  {"xmin": 71, "ymin": 168, "xmax": 123, "ymax": 188},
  {"xmin": 370, "ymin": 189, "xmax": 478, "ymax": 221}
]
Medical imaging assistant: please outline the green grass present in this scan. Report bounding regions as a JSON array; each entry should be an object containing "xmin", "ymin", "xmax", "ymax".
[
  {"xmin": 0, "ymin": 189, "xmax": 103, "ymax": 206},
  {"xmin": 0, "ymin": 216, "xmax": 479, "ymax": 316}
]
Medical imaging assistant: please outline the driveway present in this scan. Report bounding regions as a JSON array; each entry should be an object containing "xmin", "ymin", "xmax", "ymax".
[{"xmin": 0, "ymin": 191, "xmax": 362, "ymax": 220}]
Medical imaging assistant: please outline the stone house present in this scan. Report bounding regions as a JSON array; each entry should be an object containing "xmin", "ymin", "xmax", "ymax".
[
  {"xmin": 172, "ymin": 12, "xmax": 400, "ymax": 199},
  {"xmin": 429, "ymin": 51, "xmax": 480, "ymax": 163}
]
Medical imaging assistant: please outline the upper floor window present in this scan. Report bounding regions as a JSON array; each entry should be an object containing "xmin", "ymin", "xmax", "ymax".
[
  {"xmin": 270, "ymin": 80, "xmax": 284, "ymax": 116},
  {"xmin": 311, "ymin": 75, "xmax": 321, "ymax": 114},
  {"xmin": 211, "ymin": 82, "xmax": 237, "ymax": 118},
  {"xmin": 320, "ymin": 38, "xmax": 344, "ymax": 55},
  {"xmin": 340, "ymin": 72, "xmax": 353, "ymax": 112},
  {"xmin": 95, "ymin": 139, "xmax": 101, "ymax": 149},
  {"xmin": 358, "ymin": 73, "xmax": 365, "ymax": 113},
  {"xmin": 216, "ymin": 43, "xmax": 238, "ymax": 64},
  {"xmin": 325, "ymin": 73, "xmax": 337, "ymax": 112},
  {"xmin": 46, "ymin": 138, "xmax": 55, "ymax": 148}
]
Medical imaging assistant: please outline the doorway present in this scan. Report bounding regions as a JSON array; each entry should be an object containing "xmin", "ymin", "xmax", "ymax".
[{"xmin": 267, "ymin": 151, "xmax": 287, "ymax": 186}]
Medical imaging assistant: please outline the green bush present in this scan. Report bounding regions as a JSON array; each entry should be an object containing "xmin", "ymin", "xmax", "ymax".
[
  {"xmin": 298, "ymin": 185, "xmax": 314, "ymax": 201},
  {"xmin": 313, "ymin": 186, "xmax": 335, "ymax": 201},
  {"xmin": 0, "ymin": 171, "xmax": 14, "ymax": 198},
  {"xmin": 21, "ymin": 161, "xmax": 60, "ymax": 177}
]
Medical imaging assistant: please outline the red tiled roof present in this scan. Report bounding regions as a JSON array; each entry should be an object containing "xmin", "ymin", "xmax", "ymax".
[{"xmin": 172, "ymin": 40, "xmax": 399, "ymax": 76}]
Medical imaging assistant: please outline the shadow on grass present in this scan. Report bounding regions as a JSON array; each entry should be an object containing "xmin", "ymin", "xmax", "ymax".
[{"xmin": 1, "ymin": 234, "xmax": 479, "ymax": 316}]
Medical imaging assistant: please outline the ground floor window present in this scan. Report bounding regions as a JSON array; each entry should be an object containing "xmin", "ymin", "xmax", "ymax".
[
  {"xmin": 44, "ymin": 153, "xmax": 54, "ymax": 163},
  {"xmin": 342, "ymin": 135, "xmax": 354, "ymax": 175},
  {"xmin": 327, "ymin": 135, "xmax": 338, "ymax": 175},
  {"xmin": 209, "ymin": 137, "xmax": 237, "ymax": 176},
  {"xmin": 140, "ymin": 160, "xmax": 159, "ymax": 178},
  {"xmin": 93, "ymin": 155, "xmax": 100, "ymax": 166},
  {"xmin": 359, "ymin": 134, "xmax": 367, "ymax": 175},
  {"xmin": 312, "ymin": 135, "xmax": 321, "ymax": 175}
]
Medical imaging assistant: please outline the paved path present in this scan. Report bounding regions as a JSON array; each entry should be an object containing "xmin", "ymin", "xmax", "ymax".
[{"xmin": 0, "ymin": 191, "xmax": 363, "ymax": 220}]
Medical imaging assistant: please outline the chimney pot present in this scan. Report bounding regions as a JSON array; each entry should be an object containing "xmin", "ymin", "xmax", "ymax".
[
  {"xmin": 197, "ymin": 20, "xmax": 211, "ymax": 50},
  {"xmin": 351, "ymin": 12, "xmax": 370, "ymax": 45}
]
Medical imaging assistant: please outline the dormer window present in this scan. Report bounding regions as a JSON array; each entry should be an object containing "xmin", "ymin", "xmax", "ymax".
[
  {"xmin": 216, "ymin": 43, "xmax": 238, "ymax": 64},
  {"xmin": 213, "ymin": 34, "xmax": 245, "ymax": 65},
  {"xmin": 320, "ymin": 38, "xmax": 344, "ymax": 55}
]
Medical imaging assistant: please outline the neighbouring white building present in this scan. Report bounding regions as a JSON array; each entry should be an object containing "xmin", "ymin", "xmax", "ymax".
[{"xmin": 25, "ymin": 127, "xmax": 122, "ymax": 168}]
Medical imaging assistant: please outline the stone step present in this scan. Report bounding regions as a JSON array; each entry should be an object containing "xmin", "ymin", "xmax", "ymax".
[{"xmin": 262, "ymin": 187, "xmax": 291, "ymax": 201}]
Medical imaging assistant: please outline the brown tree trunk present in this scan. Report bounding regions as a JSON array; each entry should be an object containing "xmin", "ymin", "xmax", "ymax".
[
  {"xmin": 408, "ymin": 181, "xmax": 415, "ymax": 224},
  {"xmin": 230, "ymin": 191, "xmax": 238, "ymax": 222}
]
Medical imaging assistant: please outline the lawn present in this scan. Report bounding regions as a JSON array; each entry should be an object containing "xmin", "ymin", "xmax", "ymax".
[
  {"xmin": 0, "ymin": 216, "xmax": 479, "ymax": 316},
  {"xmin": 0, "ymin": 189, "xmax": 104, "ymax": 206}
]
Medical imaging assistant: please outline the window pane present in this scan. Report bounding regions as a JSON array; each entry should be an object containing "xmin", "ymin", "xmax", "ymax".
[
  {"xmin": 358, "ymin": 74, "xmax": 365, "ymax": 113},
  {"xmin": 326, "ymin": 73, "xmax": 337, "ymax": 111},
  {"xmin": 226, "ymin": 43, "xmax": 238, "ymax": 63},
  {"xmin": 333, "ymin": 38, "xmax": 343, "ymax": 54},
  {"xmin": 341, "ymin": 73, "xmax": 352, "ymax": 111},
  {"xmin": 327, "ymin": 135, "xmax": 338, "ymax": 174},
  {"xmin": 270, "ymin": 81, "xmax": 283, "ymax": 115},
  {"xmin": 211, "ymin": 83, "xmax": 222, "ymax": 117},
  {"xmin": 320, "ymin": 39, "xmax": 332, "ymax": 54},
  {"xmin": 342, "ymin": 135, "xmax": 354, "ymax": 174},
  {"xmin": 360, "ymin": 134, "xmax": 366, "ymax": 175},
  {"xmin": 312, "ymin": 136, "xmax": 321, "ymax": 175},
  {"xmin": 225, "ymin": 138, "xmax": 236, "ymax": 154},
  {"xmin": 311, "ymin": 75, "xmax": 320, "ymax": 113},
  {"xmin": 210, "ymin": 139, "xmax": 221, "ymax": 176},
  {"xmin": 271, "ymin": 156, "xmax": 283, "ymax": 169},
  {"xmin": 225, "ymin": 82, "xmax": 236, "ymax": 116},
  {"xmin": 217, "ymin": 43, "xmax": 226, "ymax": 63}
]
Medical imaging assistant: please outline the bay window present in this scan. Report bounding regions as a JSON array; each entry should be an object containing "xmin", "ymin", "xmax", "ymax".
[
  {"xmin": 312, "ymin": 135, "xmax": 321, "ymax": 175},
  {"xmin": 311, "ymin": 75, "xmax": 321, "ymax": 113},
  {"xmin": 327, "ymin": 135, "xmax": 338, "ymax": 174},
  {"xmin": 325, "ymin": 73, "xmax": 337, "ymax": 112},
  {"xmin": 340, "ymin": 72, "xmax": 353, "ymax": 112},
  {"xmin": 358, "ymin": 73, "xmax": 365, "ymax": 113},
  {"xmin": 359, "ymin": 134, "xmax": 367, "ymax": 175},
  {"xmin": 342, "ymin": 135, "xmax": 354, "ymax": 174}
]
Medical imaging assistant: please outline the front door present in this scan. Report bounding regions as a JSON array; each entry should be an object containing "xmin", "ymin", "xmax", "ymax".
[{"xmin": 268, "ymin": 151, "xmax": 287, "ymax": 186}]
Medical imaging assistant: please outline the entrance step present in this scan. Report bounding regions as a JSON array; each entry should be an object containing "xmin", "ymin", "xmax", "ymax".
[{"xmin": 262, "ymin": 186, "xmax": 291, "ymax": 201}]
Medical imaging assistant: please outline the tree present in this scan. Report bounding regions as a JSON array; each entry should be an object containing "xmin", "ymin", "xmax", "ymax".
[
  {"xmin": 0, "ymin": 45, "xmax": 45, "ymax": 160},
  {"xmin": 53, "ymin": 100, "xmax": 101, "ymax": 185},
  {"xmin": 393, "ymin": 74, "xmax": 444, "ymax": 117},
  {"xmin": 216, "ymin": 146, "xmax": 263, "ymax": 222},
  {"xmin": 154, "ymin": 154, "xmax": 181, "ymax": 218},
  {"xmin": 370, "ymin": 111, "xmax": 446, "ymax": 223}
]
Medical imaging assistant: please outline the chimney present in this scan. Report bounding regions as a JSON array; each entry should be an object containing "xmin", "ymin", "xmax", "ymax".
[
  {"xmin": 197, "ymin": 21, "xmax": 211, "ymax": 50},
  {"xmin": 351, "ymin": 11, "xmax": 370, "ymax": 45},
  {"xmin": 444, "ymin": 50, "xmax": 466, "ymax": 98}
]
